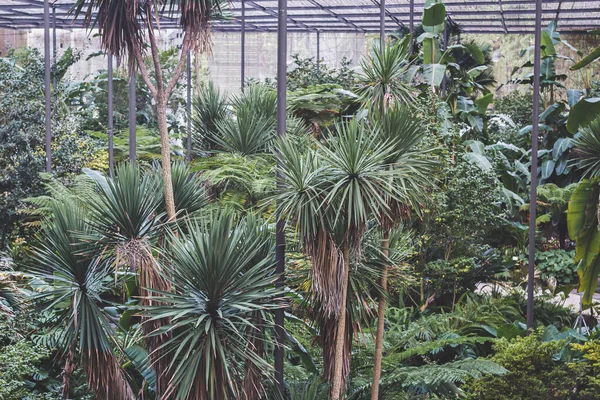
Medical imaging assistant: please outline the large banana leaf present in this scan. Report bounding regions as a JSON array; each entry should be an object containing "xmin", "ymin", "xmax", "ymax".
[
  {"xmin": 567, "ymin": 178, "xmax": 600, "ymax": 304},
  {"xmin": 566, "ymin": 98, "xmax": 600, "ymax": 133}
]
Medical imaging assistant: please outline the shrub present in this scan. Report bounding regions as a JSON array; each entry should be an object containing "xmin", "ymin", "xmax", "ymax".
[
  {"xmin": 466, "ymin": 332, "xmax": 600, "ymax": 399},
  {"xmin": 0, "ymin": 339, "xmax": 51, "ymax": 399},
  {"xmin": 535, "ymin": 249, "xmax": 578, "ymax": 285}
]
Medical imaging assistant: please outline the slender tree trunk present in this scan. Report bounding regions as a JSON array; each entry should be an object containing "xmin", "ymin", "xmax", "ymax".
[
  {"xmin": 156, "ymin": 96, "xmax": 176, "ymax": 220},
  {"xmin": 371, "ymin": 236, "xmax": 389, "ymax": 400},
  {"xmin": 61, "ymin": 348, "xmax": 76, "ymax": 399},
  {"xmin": 331, "ymin": 243, "xmax": 351, "ymax": 399}
]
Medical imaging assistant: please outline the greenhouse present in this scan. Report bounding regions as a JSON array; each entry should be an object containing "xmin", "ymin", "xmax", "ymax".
[{"xmin": 1, "ymin": 0, "xmax": 600, "ymax": 399}]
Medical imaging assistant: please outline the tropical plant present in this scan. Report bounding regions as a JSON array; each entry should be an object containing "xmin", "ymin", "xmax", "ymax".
[
  {"xmin": 191, "ymin": 81, "xmax": 229, "ymax": 155},
  {"xmin": 144, "ymin": 213, "xmax": 283, "ymax": 400},
  {"xmin": 73, "ymin": 0, "xmax": 227, "ymax": 220},
  {"xmin": 369, "ymin": 105, "xmax": 437, "ymax": 399},
  {"xmin": 357, "ymin": 38, "xmax": 414, "ymax": 110},
  {"xmin": 83, "ymin": 163, "xmax": 171, "ymax": 394},
  {"xmin": 572, "ymin": 118, "xmax": 600, "ymax": 178},
  {"xmin": 29, "ymin": 201, "xmax": 134, "ymax": 399},
  {"xmin": 274, "ymin": 118, "xmax": 419, "ymax": 398}
]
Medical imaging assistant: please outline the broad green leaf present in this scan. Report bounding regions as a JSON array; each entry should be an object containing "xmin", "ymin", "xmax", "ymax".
[
  {"xmin": 541, "ymin": 30, "xmax": 556, "ymax": 57},
  {"xmin": 464, "ymin": 43, "xmax": 485, "ymax": 64},
  {"xmin": 552, "ymin": 137, "xmax": 572, "ymax": 160},
  {"xmin": 468, "ymin": 65, "xmax": 488, "ymax": 78},
  {"xmin": 579, "ymin": 251, "xmax": 600, "ymax": 304},
  {"xmin": 571, "ymin": 45, "xmax": 600, "ymax": 70},
  {"xmin": 541, "ymin": 159, "xmax": 555, "ymax": 179},
  {"xmin": 567, "ymin": 179, "xmax": 600, "ymax": 243},
  {"xmin": 567, "ymin": 98, "xmax": 600, "ymax": 133},
  {"xmin": 423, "ymin": 63, "xmax": 446, "ymax": 87},
  {"xmin": 464, "ymin": 153, "xmax": 492, "ymax": 171},
  {"xmin": 475, "ymin": 93, "xmax": 493, "ymax": 114},
  {"xmin": 464, "ymin": 140, "xmax": 485, "ymax": 155},
  {"xmin": 567, "ymin": 89, "xmax": 584, "ymax": 107},
  {"xmin": 422, "ymin": 3, "xmax": 446, "ymax": 32},
  {"xmin": 456, "ymin": 96, "xmax": 475, "ymax": 113},
  {"xmin": 422, "ymin": 37, "xmax": 441, "ymax": 64}
]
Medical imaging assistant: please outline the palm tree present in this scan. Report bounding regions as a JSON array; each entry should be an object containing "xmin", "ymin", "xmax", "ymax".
[
  {"xmin": 275, "ymin": 120, "xmax": 410, "ymax": 398},
  {"xmin": 144, "ymin": 213, "xmax": 283, "ymax": 400},
  {"xmin": 83, "ymin": 163, "xmax": 171, "ymax": 395},
  {"xmin": 357, "ymin": 38, "xmax": 414, "ymax": 112},
  {"xmin": 73, "ymin": 0, "xmax": 227, "ymax": 220},
  {"xmin": 30, "ymin": 201, "xmax": 135, "ymax": 399},
  {"xmin": 369, "ymin": 105, "xmax": 437, "ymax": 400}
]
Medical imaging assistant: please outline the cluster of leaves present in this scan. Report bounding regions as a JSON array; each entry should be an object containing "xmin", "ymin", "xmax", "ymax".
[
  {"xmin": 0, "ymin": 47, "xmax": 102, "ymax": 250},
  {"xmin": 467, "ymin": 329, "xmax": 600, "ymax": 399}
]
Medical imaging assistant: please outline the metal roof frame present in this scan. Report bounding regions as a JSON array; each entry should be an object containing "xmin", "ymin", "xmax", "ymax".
[{"xmin": 1, "ymin": 0, "xmax": 599, "ymax": 34}]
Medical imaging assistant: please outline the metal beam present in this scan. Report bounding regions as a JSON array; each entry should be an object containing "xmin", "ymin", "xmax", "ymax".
[
  {"xmin": 241, "ymin": 0, "xmax": 246, "ymax": 91},
  {"xmin": 274, "ymin": 0, "xmax": 287, "ymax": 394},
  {"xmin": 108, "ymin": 52, "xmax": 114, "ymax": 176},
  {"xmin": 44, "ymin": 0, "xmax": 51, "ymax": 172},
  {"xmin": 316, "ymin": 29, "xmax": 320, "ymax": 71},
  {"xmin": 129, "ymin": 66, "xmax": 136, "ymax": 162},
  {"xmin": 187, "ymin": 50, "xmax": 192, "ymax": 162},
  {"xmin": 527, "ymin": 0, "xmax": 543, "ymax": 330},
  {"xmin": 380, "ymin": 0, "xmax": 385, "ymax": 46}
]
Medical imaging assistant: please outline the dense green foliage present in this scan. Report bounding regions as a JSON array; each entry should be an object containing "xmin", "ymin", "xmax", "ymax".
[{"xmin": 4, "ymin": 1, "xmax": 600, "ymax": 399}]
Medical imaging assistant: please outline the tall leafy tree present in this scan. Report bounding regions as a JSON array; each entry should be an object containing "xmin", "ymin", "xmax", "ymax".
[
  {"xmin": 370, "ymin": 106, "xmax": 437, "ymax": 400},
  {"xmin": 276, "ymin": 120, "xmax": 414, "ymax": 398},
  {"xmin": 73, "ymin": 0, "xmax": 226, "ymax": 220}
]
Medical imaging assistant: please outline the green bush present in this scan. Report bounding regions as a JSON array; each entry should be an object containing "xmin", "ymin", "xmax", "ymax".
[
  {"xmin": 0, "ymin": 339, "xmax": 51, "ymax": 399},
  {"xmin": 535, "ymin": 249, "xmax": 578, "ymax": 285},
  {"xmin": 466, "ymin": 332, "xmax": 600, "ymax": 399}
]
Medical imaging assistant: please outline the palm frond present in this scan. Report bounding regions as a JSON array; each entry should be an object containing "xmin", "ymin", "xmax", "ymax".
[
  {"xmin": 29, "ymin": 202, "xmax": 135, "ymax": 400},
  {"xmin": 573, "ymin": 117, "xmax": 600, "ymax": 178},
  {"xmin": 144, "ymin": 213, "xmax": 284, "ymax": 400},
  {"xmin": 357, "ymin": 37, "xmax": 414, "ymax": 110}
]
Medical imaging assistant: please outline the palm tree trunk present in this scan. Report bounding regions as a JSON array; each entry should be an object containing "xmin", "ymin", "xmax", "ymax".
[
  {"xmin": 371, "ymin": 236, "xmax": 389, "ymax": 400},
  {"xmin": 331, "ymin": 243, "xmax": 351, "ymax": 399},
  {"xmin": 61, "ymin": 348, "xmax": 76, "ymax": 399}
]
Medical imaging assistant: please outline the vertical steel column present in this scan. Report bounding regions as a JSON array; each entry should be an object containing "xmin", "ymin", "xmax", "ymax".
[
  {"xmin": 108, "ymin": 52, "xmax": 114, "ymax": 176},
  {"xmin": 380, "ymin": 0, "xmax": 385, "ymax": 46},
  {"xmin": 241, "ymin": 0, "xmax": 246, "ymax": 91},
  {"xmin": 409, "ymin": 0, "xmax": 414, "ymax": 53},
  {"xmin": 275, "ymin": 0, "xmax": 287, "ymax": 393},
  {"xmin": 44, "ymin": 0, "xmax": 51, "ymax": 172},
  {"xmin": 527, "ymin": 0, "xmax": 543, "ymax": 330},
  {"xmin": 129, "ymin": 67, "xmax": 136, "ymax": 162},
  {"xmin": 441, "ymin": 21, "xmax": 448, "ymax": 93},
  {"xmin": 52, "ymin": 5, "xmax": 57, "ymax": 106},
  {"xmin": 186, "ymin": 50, "xmax": 192, "ymax": 162},
  {"xmin": 316, "ymin": 30, "xmax": 321, "ymax": 71}
]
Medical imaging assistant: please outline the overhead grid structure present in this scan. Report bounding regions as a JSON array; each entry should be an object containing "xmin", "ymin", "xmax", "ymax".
[{"xmin": 1, "ymin": 0, "xmax": 599, "ymax": 388}]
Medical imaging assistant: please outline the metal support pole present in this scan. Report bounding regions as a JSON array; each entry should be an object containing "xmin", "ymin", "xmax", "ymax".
[
  {"xmin": 108, "ymin": 52, "xmax": 114, "ymax": 176},
  {"xmin": 44, "ymin": 0, "xmax": 51, "ymax": 173},
  {"xmin": 527, "ymin": 0, "xmax": 543, "ymax": 330},
  {"xmin": 380, "ymin": 0, "xmax": 385, "ymax": 47},
  {"xmin": 441, "ymin": 21, "xmax": 448, "ymax": 93},
  {"xmin": 316, "ymin": 30, "xmax": 321, "ymax": 71},
  {"xmin": 409, "ymin": 0, "xmax": 414, "ymax": 53},
  {"xmin": 241, "ymin": 0, "xmax": 246, "ymax": 91},
  {"xmin": 129, "ymin": 66, "xmax": 136, "ymax": 162},
  {"xmin": 52, "ymin": 5, "xmax": 56, "ymax": 108},
  {"xmin": 275, "ymin": 0, "xmax": 287, "ymax": 393},
  {"xmin": 186, "ymin": 50, "xmax": 192, "ymax": 162}
]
